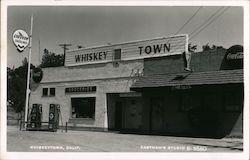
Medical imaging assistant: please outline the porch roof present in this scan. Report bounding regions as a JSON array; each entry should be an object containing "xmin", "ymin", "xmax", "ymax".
[{"xmin": 131, "ymin": 69, "xmax": 243, "ymax": 89}]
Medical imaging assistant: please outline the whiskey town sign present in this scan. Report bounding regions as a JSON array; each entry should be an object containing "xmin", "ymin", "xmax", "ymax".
[
  {"xmin": 74, "ymin": 43, "xmax": 170, "ymax": 63},
  {"xmin": 65, "ymin": 34, "xmax": 187, "ymax": 66}
]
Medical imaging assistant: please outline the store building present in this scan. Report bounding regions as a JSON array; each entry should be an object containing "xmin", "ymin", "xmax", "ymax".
[{"xmin": 29, "ymin": 34, "xmax": 243, "ymax": 138}]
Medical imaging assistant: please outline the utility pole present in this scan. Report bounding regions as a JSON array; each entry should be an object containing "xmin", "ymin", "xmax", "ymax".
[
  {"xmin": 59, "ymin": 44, "xmax": 72, "ymax": 65},
  {"xmin": 24, "ymin": 15, "xmax": 33, "ymax": 130}
]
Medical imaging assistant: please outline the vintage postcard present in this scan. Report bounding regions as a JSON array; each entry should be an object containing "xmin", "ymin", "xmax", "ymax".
[{"xmin": 1, "ymin": 0, "xmax": 249, "ymax": 160}]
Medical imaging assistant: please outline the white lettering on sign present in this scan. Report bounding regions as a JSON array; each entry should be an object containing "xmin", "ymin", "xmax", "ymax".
[
  {"xmin": 227, "ymin": 52, "xmax": 243, "ymax": 60},
  {"xmin": 65, "ymin": 86, "xmax": 96, "ymax": 93},
  {"xmin": 12, "ymin": 29, "xmax": 30, "ymax": 52}
]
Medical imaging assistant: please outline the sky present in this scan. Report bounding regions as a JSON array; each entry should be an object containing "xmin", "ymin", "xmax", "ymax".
[{"xmin": 7, "ymin": 6, "xmax": 243, "ymax": 68}]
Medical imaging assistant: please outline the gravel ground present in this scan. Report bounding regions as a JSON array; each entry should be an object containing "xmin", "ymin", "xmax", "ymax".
[{"xmin": 7, "ymin": 126, "xmax": 243, "ymax": 152}]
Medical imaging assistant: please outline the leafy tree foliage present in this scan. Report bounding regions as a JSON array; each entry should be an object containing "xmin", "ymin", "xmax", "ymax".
[
  {"xmin": 202, "ymin": 43, "xmax": 225, "ymax": 51},
  {"xmin": 7, "ymin": 58, "xmax": 35, "ymax": 113},
  {"xmin": 40, "ymin": 48, "xmax": 64, "ymax": 68}
]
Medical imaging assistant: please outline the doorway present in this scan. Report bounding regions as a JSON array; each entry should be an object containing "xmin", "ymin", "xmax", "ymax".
[
  {"xmin": 150, "ymin": 97, "xmax": 165, "ymax": 133},
  {"xmin": 114, "ymin": 101, "xmax": 123, "ymax": 130}
]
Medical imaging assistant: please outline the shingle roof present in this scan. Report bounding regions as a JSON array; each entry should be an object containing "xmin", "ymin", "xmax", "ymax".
[{"xmin": 131, "ymin": 69, "xmax": 243, "ymax": 89}]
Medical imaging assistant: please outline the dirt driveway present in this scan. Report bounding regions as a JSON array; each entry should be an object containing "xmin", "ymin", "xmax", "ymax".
[{"xmin": 7, "ymin": 126, "xmax": 243, "ymax": 152}]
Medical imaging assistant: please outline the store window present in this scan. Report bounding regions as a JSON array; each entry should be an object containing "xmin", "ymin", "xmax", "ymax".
[
  {"xmin": 71, "ymin": 97, "xmax": 96, "ymax": 119},
  {"xmin": 113, "ymin": 49, "xmax": 121, "ymax": 61}
]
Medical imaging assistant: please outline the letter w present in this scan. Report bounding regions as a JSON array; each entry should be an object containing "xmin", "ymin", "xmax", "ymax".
[
  {"xmin": 153, "ymin": 44, "xmax": 162, "ymax": 53},
  {"xmin": 75, "ymin": 55, "xmax": 81, "ymax": 62}
]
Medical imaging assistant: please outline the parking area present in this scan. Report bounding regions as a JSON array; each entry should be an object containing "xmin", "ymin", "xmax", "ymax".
[{"xmin": 7, "ymin": 126, "xmax": 243, "ymax": 152}]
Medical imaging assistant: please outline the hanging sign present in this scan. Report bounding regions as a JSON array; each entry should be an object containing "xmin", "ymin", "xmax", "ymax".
[
  {"xmin": 12, "ymin": 29, "xmax": 30, "ymax": 52},
  {"xmin": 32, "ymin": 68, "xmax": 43, "ymax": 83}
]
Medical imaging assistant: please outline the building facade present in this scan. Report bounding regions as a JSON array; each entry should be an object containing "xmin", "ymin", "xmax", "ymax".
[
  {"xmin": 29, "ymin": 35, "xmax": 243, "ymax": 138},
  {"xmin": 131, "ymin": 46, "xmax": 243, "ymax": 138}
]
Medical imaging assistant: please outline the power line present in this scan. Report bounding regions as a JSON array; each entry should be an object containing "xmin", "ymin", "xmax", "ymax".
[
  {"xmin": 190, "ymin": 7, "xmax": 230, "ymax": 40},
  {"xmin": 129, "ymin": 7, "xmax": 203, "ymax": 72},
  {"xmin": 174, "ymin": 6, "xmax": 203, "ymax": 35},
  {"xmin": 130, "ymin": 6, "xmax": 229, "ymax": 79},
  {"xmin": 124, "ymin": 7, "xmax": 204, "ymax": 89},
  {"xmin": 189, "ymin": 7, "xmax": 225, "ymax": 38}
]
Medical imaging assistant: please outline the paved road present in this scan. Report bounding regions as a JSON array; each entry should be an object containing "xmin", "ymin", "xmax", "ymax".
[{"xmin": 7, "ymin": 126, "xmax": 243, "ymax": 152}]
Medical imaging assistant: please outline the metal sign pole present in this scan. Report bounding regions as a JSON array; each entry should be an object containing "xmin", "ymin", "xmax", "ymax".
[{"xmin": 24, "ymin": 15, "xmax": 33, "ymax": 130}]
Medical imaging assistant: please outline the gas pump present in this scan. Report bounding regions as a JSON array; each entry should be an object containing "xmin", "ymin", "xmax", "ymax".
[
  {"xmin": 27, "ymin": 104, "xmax": 42, "ymax": 130},
  {"xmin": 48, "ymin": 104, "xmax": 60, "ymax": 132}
]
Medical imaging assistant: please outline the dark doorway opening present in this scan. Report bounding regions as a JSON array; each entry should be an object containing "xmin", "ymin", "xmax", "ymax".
[{"xmin": 115, "ymin": 101, "xmax": 123, "ymax": 130}]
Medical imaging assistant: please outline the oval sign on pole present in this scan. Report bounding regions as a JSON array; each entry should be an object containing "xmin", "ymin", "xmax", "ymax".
[
  {"xmin": 32, "ymin": 67, "xmax": 43, "ymax": 83},
  {"xmin": 12, "ymin": 29, "xmax": 30, "ymax": 52}
]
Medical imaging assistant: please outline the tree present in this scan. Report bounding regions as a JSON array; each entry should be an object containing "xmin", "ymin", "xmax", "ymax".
[
  {"xmin": 7, "ymin": 58, "xmax": 35, "ymax": 113},
  {"xmin": 202, "ymin": 43, "xmax": 225, "ymax": 51},
  {"xmin": 40, "ymin": 48, "xmax": 64, "ymax": 68}
]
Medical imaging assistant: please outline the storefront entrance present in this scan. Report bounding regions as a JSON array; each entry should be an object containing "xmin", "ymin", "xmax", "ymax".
[
  {"xmin": 142, "ymin": 84, "xmax": 243, "ymax": 138},
  {"xmin": 150, "ymin": 97, "xmax": 165, "ymax": 133},
  {"xmin": 107, "ymin": 93, "xmax": 142, "ymax": 132}
]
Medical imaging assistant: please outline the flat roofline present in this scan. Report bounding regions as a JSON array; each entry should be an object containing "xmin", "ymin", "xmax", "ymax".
[{"xmin": 67, "ymin": 34, "xmax": 188, "ymax": 53}]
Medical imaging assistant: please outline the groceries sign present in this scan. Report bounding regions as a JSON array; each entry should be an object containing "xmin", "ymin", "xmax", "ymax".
[
  {"xmin": 65, "ymin": 86, "xmax": 96, "ymax": 93},
  {"xmin": 65, "ymin": 34, "xmax": 187, "ymax": 66},
  {"xmin": 12, "ymin": 29, "xmax": 30, "ymax": 52}
]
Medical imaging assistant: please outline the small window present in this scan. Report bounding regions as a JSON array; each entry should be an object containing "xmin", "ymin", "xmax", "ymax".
[
  {"xmin": 42, "ymin": 87, "xmax": 56, "ymax": 97},
  {"xmin": 42, "ymin": 88, "xmax": 48, "ymax": 96},
  {"xmin": 113, "ymin": 49, "xmax": 121, "ymax": 61},
  {"xmin": 50, "ymin": 88, "xmax": 55, "ymax": 96}
]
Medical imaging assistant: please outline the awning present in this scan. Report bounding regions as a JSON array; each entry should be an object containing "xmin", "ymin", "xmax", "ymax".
[{"xmin": 131, "ymin": 69, "xmax": 243, "ymax": 89}]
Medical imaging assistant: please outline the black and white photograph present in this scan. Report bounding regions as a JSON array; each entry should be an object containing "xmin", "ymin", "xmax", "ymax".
[{"xmin": 1, "ymin": 0, "xmax": 249, "ymax": 160}]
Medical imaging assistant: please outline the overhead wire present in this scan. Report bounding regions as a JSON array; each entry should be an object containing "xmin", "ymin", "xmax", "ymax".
[
  {"xmin": 115, "ymin": 6, "xmax": 230, "ymax": 90},
  {"xmin": 174, "ymin": 6, "xmax": 203, "ymax": 35},
  {"xmin": 135, "ymin": 6, "xmax": 230, "ymax": 76},
  {"xmin": 124, "ymin": 6, "xmax": 204, "ymax": 89},
  {"xmin": 189, "ymin": 7, "xmax": 230, "ymax": 40},
  {"xmin": 129, "ymin": 6, "xmax": 203, "ymax": 73},
  {"xmin": 189, "ymin": 7, "xmax": 225, "ymax": 38}
]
